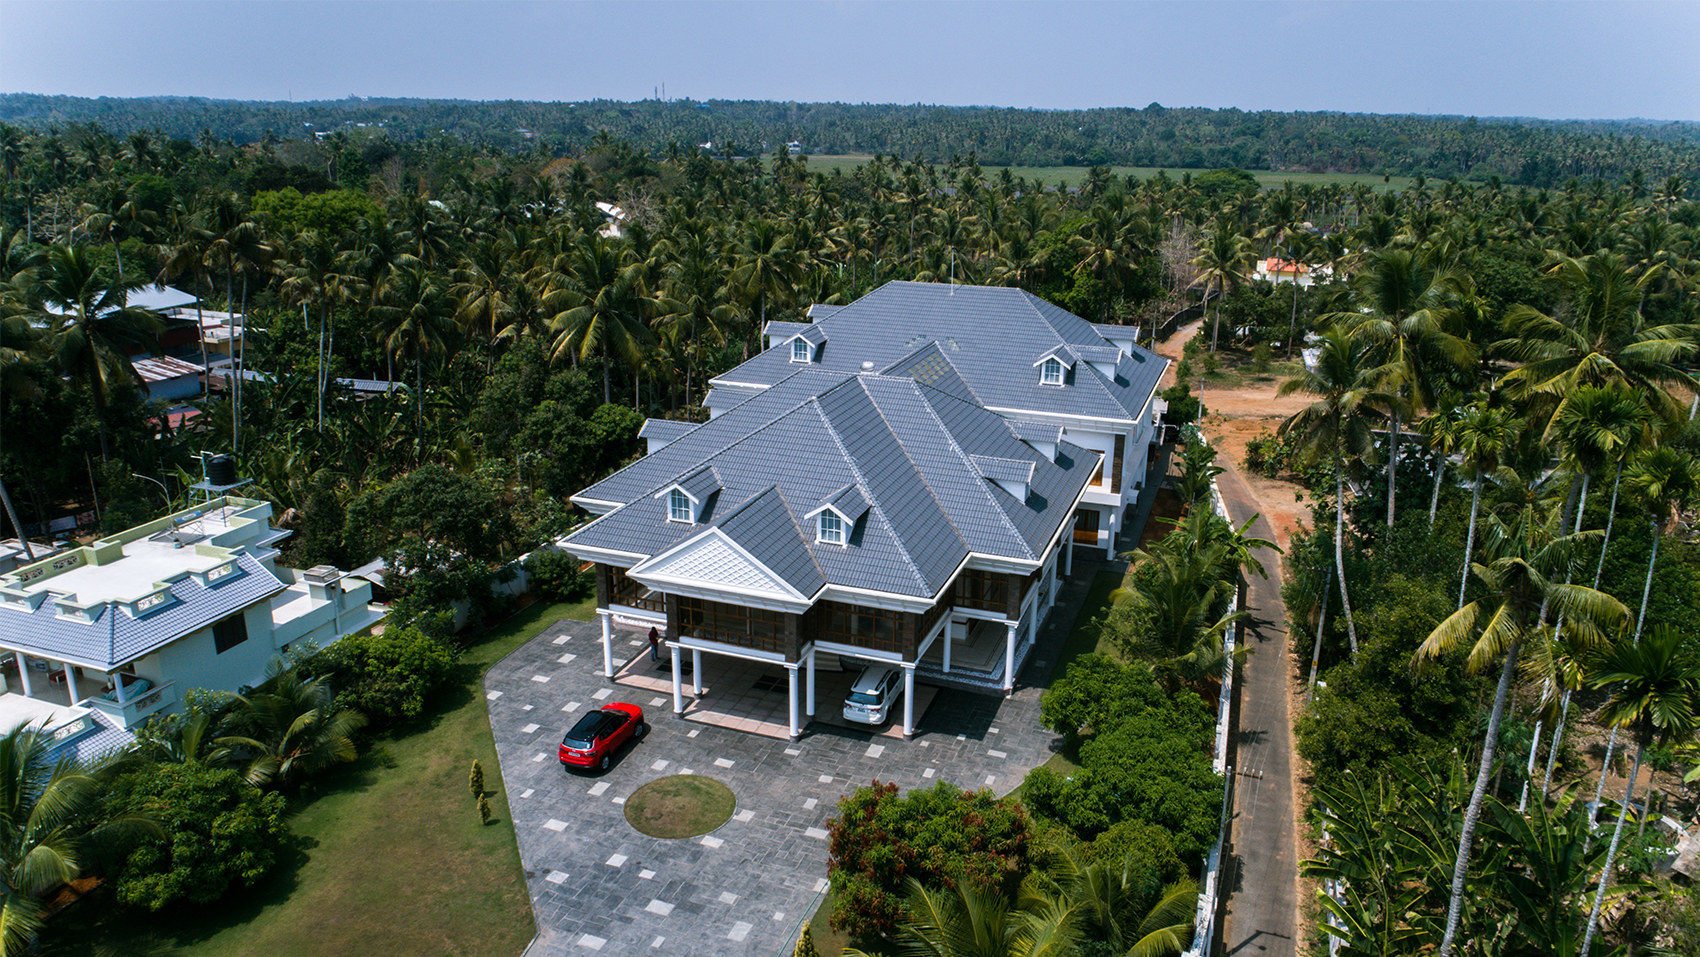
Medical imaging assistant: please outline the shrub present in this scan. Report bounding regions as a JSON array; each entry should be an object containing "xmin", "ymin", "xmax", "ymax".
[
  {"xmin": 793, "ymin": 924, "xmax": 821, "ymax": 957},
  {"xmin": 478, "ymin": 794, "xmax": 493, "ymax": 824},
  {"xmin": 825, "ymin": 780, "xmax": 1034, "ymax": 937},
  {"xmin": 469, "ymin": 760, "xmax": 485, "ymax": 798},
  {"xmin": 524, "ymin": 549, "xmax": 591, "ymax": 602},
  {"xmin": 1160, "ymin": 381, "xmax": 1200, "ymax": 427},
  {"xmin": 297, "ymin": 625, "xmax": 458, "ymax": 724},
  {"xmin": 107, "ymin": 764, "xmax": 290, "ymax": 910},
  {"xmin": 1251, "ymin": 343, "xmax": 1273, "ymax": 372}
]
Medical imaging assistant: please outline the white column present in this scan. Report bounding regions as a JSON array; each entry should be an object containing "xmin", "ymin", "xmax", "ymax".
[
  {"xmin": 786, "ymin": 663, "xmax": 801, "ymax": 741},
  {"xmin": 943, "ymin": 620, "xmax": 953, "ymax": 674},
  {"xmin": 902, "ymin": 664, "xmax": 916, "ymax": 739},
  {"xmin": 691, "ymin": 649, "xmax": 703, "ymax": 696},
  {"xmin": 1004, "ymin": 622, "xmax": 1018, "ymax": 692},
  {"xmin": 1064, "ymin": 537, "xmax": 1074, "ymax": 576},
  {"xmin": 806, "ymin": 647, "xmax": 817, "ymax": 717},
  {"xmin": 1047, "ymin": 563, "xmax": 1059, "ymax": 610},
  {"xmin": 114, "ymin": 672, "xmax": 131, "ymax": 706},
  {"xmin": 599, "ymin": 610, "xmax": 615, "ymax": 678},
  {"xmin": 62, "ymin": 663, "xmax": 81, "ymax": 703},
  {"xmin": 15, "ymin": 656, "xmax": 33, "ymax": 697},
  {"xmin": 671, "ymin": 643, "xmax": 684, "ymax": 716},
  {"xmin": 1103, "ymin": 509, "xmax": 1117, "ymax": 560}
]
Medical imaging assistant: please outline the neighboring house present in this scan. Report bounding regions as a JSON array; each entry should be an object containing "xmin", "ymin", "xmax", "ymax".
[
  {"xmin": 1251, "ymin": 256, "xmax": 1333, "ymax": 288},
  {"xmin": 562, "ymin": 281, "xmax": 1169, "ymax": 740},
  {"xmin": 131, "ymin": 355, "xmax": 205, "ymax": 402},
  {"xmin": 0, "ymin": 496, "xmax": 385, "ymax": 737}
]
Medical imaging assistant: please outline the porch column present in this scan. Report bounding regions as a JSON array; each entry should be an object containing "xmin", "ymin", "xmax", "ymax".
[
  {"xmin": 1103, "ymin": 508, "xmax": 1117, "ymax": 560},
  {"xmin": 786, "ymin": 663, "xmax": 801, "ymax": 742},
  {"xmin": 943, "ymin": 620, "xmax": 953, "ymax": 674},
  {"xmin": 15, "ymin": 656, "xmax": 33, "ymax": 697},
  {"xmin": 902, "ymin": 664, "xmax": 916, "ymax": 740},
  {"xmin": 805, "ymin": 647, "xmax": 816, "ymax": 717},
  {"xmin": 599, "ymin": 610, "xmax": 614, "ymax": 678},
  {"xmin": 114, "ymin": 672, "xmax": 131, "ymax": 706},
  {"xmin": 691, "ymin": 649, "xmax": 703, "ymax": 696},
  {"xmin": 1048, "ymin": 564, "xmax": 1059, "ymax": 611},
  {"xmin": 1004, "ymin": 622, "xmax": 1018, "ymax": 693},
  {"xmin": 671, "ymin": 643, "xmax": 684, "ymax": 717},
  {"xmin": 1064, "ymin": 537, "xmax": 1074, "ymax": 577},
  {"xmin": 62, "ymin": 663, "xmax": 81, "ymax": 703}
]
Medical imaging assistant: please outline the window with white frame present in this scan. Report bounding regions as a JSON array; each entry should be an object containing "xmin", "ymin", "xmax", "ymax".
[
  {"xmin": 818, "ymin": 510, "xmax": 845, "ymax": 545},
  {"xmin": 668, "ymin": 488, "xmax": 692, "ymax": 522},
  {"xmin": 1040, "ymin": 357, "xmax": 1064, "ymax": 385},
  {"xmin": 791, "ymin": 338, "xmax": 810, "ymax": 362}
]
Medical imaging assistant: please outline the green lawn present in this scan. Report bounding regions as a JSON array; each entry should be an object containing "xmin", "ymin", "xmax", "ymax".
[
  {"xmin": 43, "ymin": 595, "xmax": 597, "ymax": 957},
  {"xmin": 802, "ymin": 155, "xmax": 1417, "ymax": 193}
]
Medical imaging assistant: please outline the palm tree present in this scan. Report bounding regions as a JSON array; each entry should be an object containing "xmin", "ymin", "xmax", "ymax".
[
  {"xmin": 280, "ymin": 230, "xmax": 360, "ymax": 433},
  {"xmin": 1578, "ymin": 625, "xmax": 1700, "ymax": 957},
  {"xmin": 1039, "ymin": 846, "xmax": 1196, "ymax": 957},
  {"xmin": 1326, "ymin": 249, "xmax": 1475, "ymax": 526},
  {"xmin": 1415, "ymin": 508, "xmax": 1629, "ymax": 957},
  {"xmin": 372, "ymin": 264, "xmax": 456, "ymax": 448},
  {"xmin": 152, "ymin": 202, "xmax": 214, "ymax": 396},
  {"xmin": 1279, "ymin": 330, "xmax": 1398, "ymax": 658},
  {"xmin": 1111, "ymin": 538, "xmax": 1251, "ymax": 696},
  {"xmin": 223, "ymin": 665, "xmax": 367, "ymax": 789},
  {"xmin": 543, "ymin": 233, "xmax": 651, "ymax": 404},
  {"xmin": 1190, "ymin": 218, "xmax": 1253, "ymax": 352},
  {"xmin": 22, "ymin": 245, "xmax": 164, "ymax": 460},
  {"xmin": 0, "ymin": 726, "xmax": 154, "ymax": 953},
  {"xmin": 845, "ymin": 876, "xmax": 1079, "ymax": 957},
  {"xmin": 1452, "ymin": 400, "xmax": 1521, "ymax": 609},
  {"xmin": 1498, "ymin": 252, "xmax": 1700, "ymax": 425},
  {"xmin": 731, "ymin": 218, "xmax": 804, "ymax": 354}
]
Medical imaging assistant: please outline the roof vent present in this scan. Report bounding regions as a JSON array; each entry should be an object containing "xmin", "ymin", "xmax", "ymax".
[{"xmin": 860, "ymin": 361, "xmax": 875, "ymax": 372}]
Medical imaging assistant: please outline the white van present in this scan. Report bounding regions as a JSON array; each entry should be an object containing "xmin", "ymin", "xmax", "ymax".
[{"xmin": 843, "ymin": 664, "xmax": 902, "ymax": 725}]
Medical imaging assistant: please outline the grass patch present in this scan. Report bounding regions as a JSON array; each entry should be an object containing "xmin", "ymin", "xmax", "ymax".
[
  {"xmin": 41, "ymin": 598, "xmax": 597, "ymax": 957},
  {"xmin": 625, "ymin": 775, "xmax": 736, "ymax": 839},
  {"xmin": 1046, "ymin": 570, "xmax": 1127, "ymax": 685}
]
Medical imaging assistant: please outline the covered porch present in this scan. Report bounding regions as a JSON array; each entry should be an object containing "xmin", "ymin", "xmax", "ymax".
[{"xmin": 0, "ymin": 652, "xmax": 176, "ymax": 730}]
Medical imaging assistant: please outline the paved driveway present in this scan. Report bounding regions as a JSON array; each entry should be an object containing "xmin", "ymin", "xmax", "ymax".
[{"xmin": 485, "ymin": 618, "xmax": 1059, "ymax": 956}]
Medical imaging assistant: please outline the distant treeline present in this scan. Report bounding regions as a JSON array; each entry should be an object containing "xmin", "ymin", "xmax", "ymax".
[{"xmin": 3, "ymin": 93, "xmax": 1698, "ymax": 187}]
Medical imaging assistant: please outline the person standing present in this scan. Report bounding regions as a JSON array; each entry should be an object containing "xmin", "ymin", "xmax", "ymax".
[{"xmin": 649, "ymin": 626, "xmax": 661, "ymax": 662}]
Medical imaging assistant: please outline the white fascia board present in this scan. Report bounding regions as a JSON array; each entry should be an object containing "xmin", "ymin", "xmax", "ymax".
[
  {"xmin": 652, "ymin": 483, "xmax": 700, "ymax": 505},
  {"xmin": 568, "ymin": 495, "xmax": 623, "ymax": 515},
  {"xmin": 704, "ymin": 377, "xmax": 773, "ymax": 391},
  {"xmin": 676, "ymin": 635, "xmax": 791, "ymax": 665},
  {"xmin": 962, "ymin": 552, "xmax": 1042, "ymax": 576},
  {"xmin": 802, "ymin": 501, "xmax": 853, "ymax": 522},
  {"xmin": 560, "ymin": 542, "xmax": 646, "ymax": 566},
  {"xmin": 811, "ymin": 639, "xmax": 908, "ymax": 664},
  {"xmin": 985, "ymin": 406, "xmax": 1135, "ymax": 429},
  {"xmin": 1031, "ymin": 350, "xmax": 1074, "ymax": 368},
  {"xmin": 816, "ymin": 584, "xmax": 936, "ymax": 614}
]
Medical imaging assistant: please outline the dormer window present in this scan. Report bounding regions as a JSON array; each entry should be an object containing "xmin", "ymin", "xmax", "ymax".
[
  {"xmin": 818, "ymin": 511, "xmax": 845, "ymax": 545},
  {"xmin": 669, "ymin": 489, "xmax": 692, "ymax": 522},
  {"xmin": 1040, "ymin": 357, "xmax": 1065, "ymax": 386},
  {"xmin": 791, "ymin": 338, "xmax": 810, "ymax": 362}
]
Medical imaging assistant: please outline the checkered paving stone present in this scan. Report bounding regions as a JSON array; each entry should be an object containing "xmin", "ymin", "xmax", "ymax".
[{"xmin": 482, "ymin": 596, "xmax": 1103, "ymax": 956}]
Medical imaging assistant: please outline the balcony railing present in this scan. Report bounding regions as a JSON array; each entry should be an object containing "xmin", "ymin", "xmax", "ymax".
[{"xmin": 83, "ymin": 679, "xmax": 177, "ymax": 729}]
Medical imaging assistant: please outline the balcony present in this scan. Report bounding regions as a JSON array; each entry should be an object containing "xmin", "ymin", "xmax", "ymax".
[{"xmin": 83, "ymin": 679, "xmax": 177, "ymax": 729}]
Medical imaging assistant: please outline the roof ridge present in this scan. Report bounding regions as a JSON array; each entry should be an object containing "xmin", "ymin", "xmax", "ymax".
[
  {"xmin": 906, "ymin": 380, "xmax": 1033, "ymax": 559},
  {"xmin": 806, "ymin": 394, "xmax": 931, "ymax": 593}
]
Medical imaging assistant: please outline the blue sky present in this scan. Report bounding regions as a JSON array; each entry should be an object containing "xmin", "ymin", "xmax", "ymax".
[{"xmin": 2, "ymin": 1, "xmax": 1696, "ymax": 120}]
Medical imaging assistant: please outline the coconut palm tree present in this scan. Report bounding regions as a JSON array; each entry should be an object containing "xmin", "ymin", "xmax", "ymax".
[
  {"xmin": 1416, "ymin": 507, "xmax": 1629, "ymax": 957},
  {"xmin": 845, "ymin": 875, "xmax": 1080, "ymax": 957},
  {"xmin": 1578, "ymin": 625, "xmax": 1700, "ymax": 957},
  {"xmin": 1498, "ymin": 252, "xmax": 1700, "ymax": 425},
  {"xmin": 21, "ymin": 245, "xmax": 163, "ymax": 460},
  {"xmin": 1035, "ymin": 844, "xmax": 1196, "ymax": 957},
  {"xmin": 222, "ymin": 665, "xmax": 367, "ymax": 790},
  {"xmin": 372, "ymin": 264, "xmax": 456, "ymax": 448},
  {"xmin": 1190, "ymin": 217, "xmax": 1254, "ymax": 352},
  {"xmin": 1279, "ymin": 330, "xmax": 1398, "ymax": 658},
  {"xmin": 544, "ymin": 233, "xmax": 652, "ymax": 404},
  {"xmin": 1453, "ymin": 400, "xmax": 1521, "ymax": 610},
  {"xmin": 0, "ymin": 726, "xmax": 154, "ymax": 953},
  {"xmin": 1111, "ymin": 539, "xmax": 1252, "ymax": 696},
  {"xmin": 1326, "ymin": 248, "xmax": 1475, "ymax": 526}
]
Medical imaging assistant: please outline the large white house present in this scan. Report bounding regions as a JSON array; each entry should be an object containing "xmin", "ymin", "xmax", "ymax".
[
  {"xmin": 561, "ymin": 282, "xmax": 1169, "ymax": 740},
  {"xmin": 0, "ymin": 496, "xmax": 384, "ymax": 754}
]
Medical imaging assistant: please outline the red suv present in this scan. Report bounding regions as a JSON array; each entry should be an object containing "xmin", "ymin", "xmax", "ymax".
[{"xmin": 559, "ymin": 703, "xmax": 646, "ymax": 771}]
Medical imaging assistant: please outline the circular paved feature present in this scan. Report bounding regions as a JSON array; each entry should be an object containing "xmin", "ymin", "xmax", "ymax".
[{"xmin": 625, "ymin": 775, "xmax": 736, "ymax": 838}]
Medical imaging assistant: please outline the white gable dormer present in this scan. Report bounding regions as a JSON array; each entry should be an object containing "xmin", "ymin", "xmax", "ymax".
[
  {"xmin": 653, "ymin": 466, "xmax": 722, "ymax": 524},
  {"xmin": 804, "ymin": 484, "xmax": 870, "ymax": 547},
  {"xmin": 1034, "ymin": 352, "xmax": 1071, "ymax": 387},
  {"xmin": 790, "ymin": 337, "xmax": 812, "ymax": 363}
]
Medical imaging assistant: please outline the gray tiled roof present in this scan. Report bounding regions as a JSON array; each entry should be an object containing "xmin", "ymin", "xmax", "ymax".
[
  {"xmin": 763, "ymin": 320, "xmax": 813, "ymax": 341},
  {"xmin": 714, "ymin": 282, "xmax": 1167, "ymax": 423},
  {"xmin": 814, "ymin": 484, "xmax": 872, "ymax": 522},
  {"xmin": 971, "ymin": 455, "xmax": 1036, "ymax": 486},
  {"xmin": 566, "ymin": 372, "xmax": 1095, "ymax": 600},
  {"xmin": 880, "ymin": 342, "xmax": 982, "ymax": 405},
  {"xmin": 0, "ymin": 552, "xmax": 285, "ymax": 669},
  {"xmin": 807, "ymin": 304, "xmax": 845, "ymax": 320},
  {"xmin": 1008, "ymin": 419, "xmax": 1064, "ymax": 446},
  {"xmin": 639, "ymin": 419, "xmax": 698, "ymax": 443}
]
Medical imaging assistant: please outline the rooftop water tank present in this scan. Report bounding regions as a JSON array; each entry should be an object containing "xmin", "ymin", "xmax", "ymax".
[{"xmin": 206, "ymin": 454, "xmax": 238, "ymax": 487}]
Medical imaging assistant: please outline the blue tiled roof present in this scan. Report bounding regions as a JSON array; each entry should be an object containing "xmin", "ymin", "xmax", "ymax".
[
  {"xmin": 566, "ymin": 372, "xmax": 1094, "ymax": 600},
  {"xmin": 714, "ymin": 282, "xmax": 1167, "ymax": 423},
  {"xmin": 0, "ymin": 552, "xmax": 285, "ymax": 669}
]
